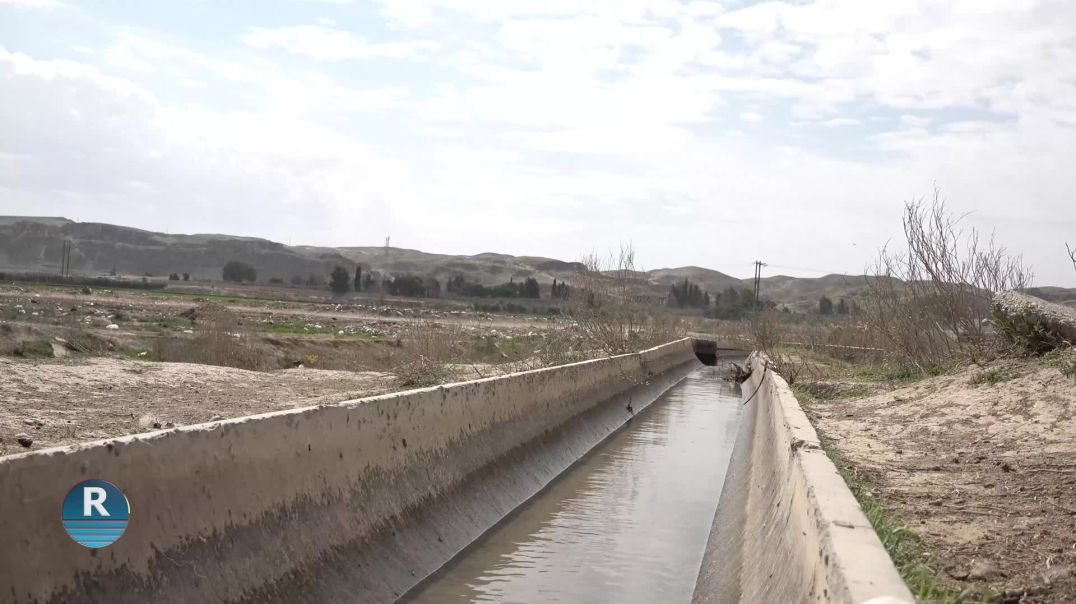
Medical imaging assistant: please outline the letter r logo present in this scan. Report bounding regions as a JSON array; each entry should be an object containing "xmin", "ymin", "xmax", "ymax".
[
  {"xmin": 83, "ymin": 486, "xmax": 109, "ymax": 517},
  {"xmin": 63, "ymin": 479, "xmax": 129, "ymax": 548}
]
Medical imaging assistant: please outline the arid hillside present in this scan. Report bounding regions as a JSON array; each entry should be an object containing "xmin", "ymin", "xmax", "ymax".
[{"xmin": 3, "ymin": 216, "xmax": 1074, "ymax": 309}]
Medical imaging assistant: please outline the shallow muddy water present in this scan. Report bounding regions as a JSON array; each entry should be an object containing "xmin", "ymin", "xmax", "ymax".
[{"xmin": 404, "ymin": 365, "xmax": 742, "ymax": 604}]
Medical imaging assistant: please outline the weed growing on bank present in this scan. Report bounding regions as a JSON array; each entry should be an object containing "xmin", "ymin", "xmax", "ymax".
[
  {"xmin": 817, "ymin": 435, "xmax": 989, "ymax": 604},
  {"xmin": 968, "ymin": 367, "xmax": 1018, "ymax": 386}
]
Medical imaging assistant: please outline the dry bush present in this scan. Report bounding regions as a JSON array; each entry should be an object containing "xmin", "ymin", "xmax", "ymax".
[
  {"xmin": 390, "ymin": 320, "xmax": 468, "ymax": 387},
  {"xmin": 154, "ymin": 303, "xmax": 266, "ymax": 370},
  {"xmin": 748, "ymin": 310, "xmax": 812, "ymax": 384},
  {"xmin": 58, "ymin": 327, "xmax": 113, "ymax": 354},
  {"xmin": 818, "ymin": 323, "xmax": 888, "ymax": 364},
  {"xmin": 531, "ymin": 329, "xmax": 590, "ymax": 367},
  {"xmin": 387, "ymin": 319, "xmax": 605, "ymax": 387},
  {"xmin": 568, "ymin": 243, "xmax": 686, "ymax": 355},
  {"xmin": 500, "ymin": 327, "xmax": 595, "ymax": 374},
  {"xmin": 861, "ymin": 192, "xmax": 1032, "ymax": 370}
]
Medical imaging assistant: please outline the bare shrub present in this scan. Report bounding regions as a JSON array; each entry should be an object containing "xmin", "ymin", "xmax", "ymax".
[
  {"xmin": 1067, "ymin": 242, "xmax": 1075, "ymax": 272},
  {"xmin": 531, "ymin": 328, "xmax": 590, "ymax": 367},
  {"xmin": 747, "ymin": 309, "xmax": 782, "ymax": 353},
  {"xmin": 820, "ymin": 322, "xmax": 888, "ymax": 364},
  {"xmin": 390, "ymin": 320, "xmax": 465, "ymax": 387},
  {"xmin": 568, "ymin": 243, "xmax": 686, "ymax": 355},
  {"xmin": 748, "ymin": 309, "xmax": 812, "ymax": 384},
  {"xmin": 861, "ymin": 191, "xmax": 1032, "ymax": 370},
  {"xmin": 154, "ymin": 303, "xmax": 266, "ymax": 370},
  {"xmin": 505, "ymin": 327, "xmax": 596, "ymax": 373},
  {"xmin": 59, "ymin": 327, "xmax": 112, "ymax": 354}
]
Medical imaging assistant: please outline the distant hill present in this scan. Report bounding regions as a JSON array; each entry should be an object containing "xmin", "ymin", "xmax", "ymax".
[
  {"xmin": 0, "ymin": 217, "xmax": 736, "ymax": 293},
  {"xmin": 4, "ymin": 216, "xmax": 1070, "ymax": 308},
  {"xmin": 646, "ymin": 266, "xmax": 744, "ymax": 295},
  {"xmin": 1025, "ymin": 286, "xmax": 1076, "ymax": 307},
  {"xmin": 757, "ymin": 273, "xmax": 874, "ymax": 312}
]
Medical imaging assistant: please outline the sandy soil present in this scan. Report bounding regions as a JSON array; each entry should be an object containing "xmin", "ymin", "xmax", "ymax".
[
  {"xmin": 0, "ymin": 356, "xmax": 396, "ymax": 456},
  {"xmin": 809, "ymin": 359, "xmax": 1076, "ymax": 602}
]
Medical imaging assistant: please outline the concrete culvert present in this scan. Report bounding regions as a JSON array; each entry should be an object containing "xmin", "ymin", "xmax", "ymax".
[
  {"xmin": 694, "ymin": 339, "xmax": 720, "ymax": 365},
  {"xmin": 693, "ymin": 339, "xmax": 745, "ymax": 366}
]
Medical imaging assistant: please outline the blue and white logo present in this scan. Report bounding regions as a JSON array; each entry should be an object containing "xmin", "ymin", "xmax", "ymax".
[{"xmin": 61, "ymin": 479, "xmax": 130, "ymax": 548}]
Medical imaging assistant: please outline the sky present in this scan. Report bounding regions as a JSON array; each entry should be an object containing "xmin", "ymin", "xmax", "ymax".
[{"xmin": 1, "ymin": 0, "xmax": 1074, "ymax": 286}]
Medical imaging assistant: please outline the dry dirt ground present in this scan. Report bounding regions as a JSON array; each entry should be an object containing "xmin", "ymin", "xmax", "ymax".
[
  {"xmin": 0, "ymin": 356, "xmax": 396, "ymax": 456},
  {"xmin": 0, "ymin": 285, "xmax": 556, "ymax": 332},
  {"xmin": 0, "ymin": 284, "xmax": 582, "ymax": 457},
  {"xmin": 808, "ymin": 358, "xmax": 1076, "ymax": 602}
]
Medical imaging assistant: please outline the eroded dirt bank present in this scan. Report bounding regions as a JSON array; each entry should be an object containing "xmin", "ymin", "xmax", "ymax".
[{"xmin": 809, "ymin": 358, "xmax": 1076, "ymax": 602}]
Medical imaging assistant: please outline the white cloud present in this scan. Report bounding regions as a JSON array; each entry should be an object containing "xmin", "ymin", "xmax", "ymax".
[
  {"xmin": 819, "ymin": 117, "xmax": 860, "ymax": 127},
  {"xmin": 103, "ymin": 33, "xmax": 408, "ymax": 114},
  {"xmin": 242, "ymin": 25, "xmax": 437, "ymax": 61},
  {"xmin": 714, "ymin": 0, "xmax": 1076, "ymax": 122},
  {"xmin": 1, "ymin": 1, "xmax": 1075, "ymax": 285},
  {"xmin": 0, "ymin": 47, "xmax": 415, "ymax": 240},
  {"xmin": 899, "ymin": 114, "xmax": 931, "ymax": 128},
  {"xmin": 0, "ymin": 0, "xmax": 64, "ymax": 7}
]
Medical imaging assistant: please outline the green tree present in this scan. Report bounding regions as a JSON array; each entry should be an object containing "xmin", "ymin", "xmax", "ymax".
[
  {"xmin": 523, "ymin": 277, "xmax": 540, "ymax": 298},
  {"xmin": 222, "ymin": 260, "xmax": 256, "ymax": 283},
  {"xmin": 387, "ymin": 274, "xmax": 433, "ymax": 297},
  {"xmin": 551, "ymin": 279, "xmax": 570, "ymax": 299},
  {"xmin": 819, "ymin": 295, "xmax": 834, "ymax": 315},
  {"xmin": 739, "ymin": 288, "xmax": 756, "ymax": 310},
  {"xmin": 836, "ymin": 298, "xmax": 849, "ymax": 315},
  {"xmin": 354, "ymin": 265, "xmax": 362, "ymax": 292},
  {"xmin": 330, "ymin": 266, "xmax": 352, "ymax": 294}
]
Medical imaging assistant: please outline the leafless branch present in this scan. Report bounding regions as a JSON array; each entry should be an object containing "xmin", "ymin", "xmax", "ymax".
[
  {"xmin": 859, "ymin": 190, "xmax": 1032, "ymax": 370},
  {"xmin": 568, "ymin": 243, "xmax": 685, "ymax": 356}
]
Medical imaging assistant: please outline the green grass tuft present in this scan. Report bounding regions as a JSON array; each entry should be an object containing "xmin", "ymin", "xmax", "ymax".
[
  {"xmin": 838, "ymin": 384, "xmax": 872, "ymax": 399},
  {"xmin": 791, "ymin": 384, "xmax": 822, "ymax": 405},
  {"xmin": 968, "ymin": 367, "xmax": 1017, "ymax": 386},
  {"xmin": 14, "ymin": 340, "xmax": 54, "ymax": 358},
  {"xmin": 1060, "ymin": 356, "xmax": 1076, "ymax": 378}
]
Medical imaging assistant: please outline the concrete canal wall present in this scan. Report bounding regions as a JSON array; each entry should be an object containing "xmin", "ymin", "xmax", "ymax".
[
  {"xmin": 0, "ymin": 340, "xmax": 695, "ymax": 603},
  {"xmin": 693, "ymin": 353, "xmax": 913, "ymax": 604}
]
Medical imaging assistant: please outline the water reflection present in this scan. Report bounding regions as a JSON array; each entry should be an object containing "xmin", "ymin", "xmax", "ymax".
[{"xmin": 405, "ymin": 366, "xmax": 742, "ymax": 604}]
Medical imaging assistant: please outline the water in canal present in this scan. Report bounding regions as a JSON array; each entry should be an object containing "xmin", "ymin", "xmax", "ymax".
[{"xmin": 405, "ymin": 365, "xmax": 742, "ymax": 604}]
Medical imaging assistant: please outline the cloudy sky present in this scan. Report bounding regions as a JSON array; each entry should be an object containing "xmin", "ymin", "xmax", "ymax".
[{"xmin": 1, "ymin": 0, "xmax": 1074, "ymax": 285}]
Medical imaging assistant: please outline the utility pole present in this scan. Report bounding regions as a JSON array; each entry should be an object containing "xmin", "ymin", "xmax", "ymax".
[{"xmin": 752, "ymin": 260, "xmax": 766, "ymax": 309}]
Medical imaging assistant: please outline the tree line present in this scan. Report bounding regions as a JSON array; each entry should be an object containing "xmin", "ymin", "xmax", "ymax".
[
  {"xmin": 668, "ymin": 277, "xmax": 857, "ymax": 319},
  {"xmin": 818, "ymin": 295, "xmax": 852, "ymax": 316},
  {"xmin": 445, "ymin": 275, "xmax": 541, "ymax": 299},
  {"xmin": 219, "ymin": 259, "xmax": 570, "ymax": 300}
]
